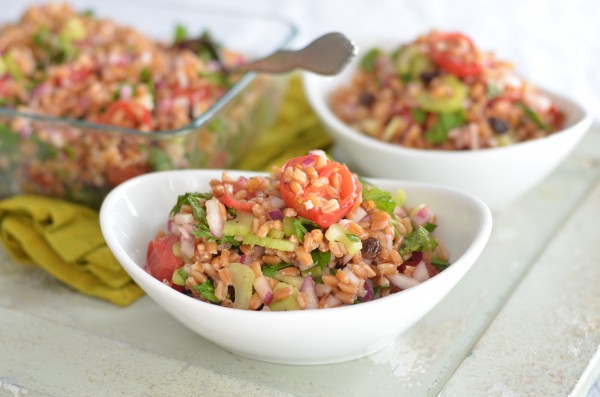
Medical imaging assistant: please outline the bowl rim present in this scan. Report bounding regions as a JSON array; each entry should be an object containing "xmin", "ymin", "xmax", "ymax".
[
  {"xmin": 302, "ymin": 66, "xmax": 593, "ymax": 158},
  {"xmin": 100, "ymin": 169, "xmax": 493, "ymax": 320},
  {"xmin": 0, "ymin": 5, "xmax": 298, "ymax": 139}
]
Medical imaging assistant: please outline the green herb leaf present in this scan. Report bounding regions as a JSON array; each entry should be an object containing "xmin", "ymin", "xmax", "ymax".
[
  {"xmin": 173, "ymin": 24, "xmax": 188, "ymax": 43},
  {"xmin": 0, "ymin": 124, "xmax": 20, "ymax": 150},
  {"xmin": 139, "ymin": 67, "xmax": 155, "ymax": 96},
  {"xmin": 291, "ymin": 216, "xmax": 317, "ymax": 243},
  {"xmin": 171, "ymin": 192, "xmax": 211, "ymax": 217},
  {"xmin": 359, "ymin": 48, "xmax": 381, "ymax": 72},
  {"xmin": 424, "ymin": 222, "xmax": 437, "ymax": 233},
  {"xmin": 311, "ymin": 250, "xmax": 331, "ymax": 270},
  {"xmin": 262, "ymin": 263, "xmax": 294, "ymax": 278},
  {"xmin": 172, "ymin": 267, "xmax": 187, "ymax": 286},
  {"xmin": 425, "ymin": 110, "xmax": 467, "ymax": 144},
  {"xmin": 410, "ymin": 108, "xmax": 427, "ymax": 124},
  {"xmin": 431, "ymin": 257, "xmax": 450, "ymax": 270},
  {"xmin": 193, "ymin": 280, "xmax": 219, "ymax": 302},
  {"xmin": 198, "ymin": 70, "xmax": 231, "ymax": 88},
  {"xmin": 81, "ymin": 9, "xmax": 95, "ymax": 18},
  {"xmin": 346, "ymin": 234, "xmax": 361, "ymax": 243},
  {"xmin": 148, "ymin": 147, "xmax": 174, "ymax": 171},
  {"xmin": 518, "ymin": 102, "xmax": 548, "ymax": 131},
  {"xmin": 399, "ymin": 225, "xmax": 438, "ymax": 255},
  {"xmin": 362, "ymin": 185, "xmax": 396, "ymax": 215}
]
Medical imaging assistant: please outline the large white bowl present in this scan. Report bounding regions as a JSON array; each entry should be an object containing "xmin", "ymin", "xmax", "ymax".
[
  {"xmin": 100, "ymin": 170, "xmax": 492, "ymax": 365},
  {"xmin": 303, "ymin": 51, "xmax": 593, "ymax": 211}
]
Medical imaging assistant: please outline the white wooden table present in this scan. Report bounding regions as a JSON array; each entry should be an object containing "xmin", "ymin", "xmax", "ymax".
[{"xmin": 1, "ymin": 127, "xmax": 599, "ymax": 397}]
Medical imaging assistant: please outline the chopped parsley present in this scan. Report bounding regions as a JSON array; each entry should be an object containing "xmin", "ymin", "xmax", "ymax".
[
  {"xmin": 431, "ymin": 257, "xmax": 450, "ymax": 271},
  {"xmin": 193, "ymin": 280, "xmax": 219, "ymax": 302},
  {"xmin": 362, "ymin": 185, "xmax": 396, "ymax": 215},
  {"xmin": 399, "ymin": 225, "xmax": 438, "ymax": 255},
  {"xmin": 311, "ymin": 250, "xmax": 331, "ymax": 270},
  {"xmin": 410, "ymin": 108, "xmax": 427, "ymax": 124},
  {"xmin": 173, "ymin": 24, "xmax": 188, "ymax": 43},
  {"xmin": 518, "ymin": 102, "xmax": 548, "ymax": 131},
  {"xmin": 359, "ymin": 48, "xmax": 381, "ymax": 72},
  {"xmin": 425, "ymin": 110, "xmax": 466, "ymax": 144},
  {"xmin": 262, "ymin": 263, "xmax": 294, "ymax": 278}
]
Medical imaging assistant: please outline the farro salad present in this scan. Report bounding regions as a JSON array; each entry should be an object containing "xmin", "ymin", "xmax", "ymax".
[
  {"xmin": 0, "ymin": 3, "xmax": 242, "ymax": 130},
  {"xmin": 330, "ymin": 31, "xmax": 565, "ymax": 150},
  {"xmin": 147, "ymin": 151, "xmax": 450, "ymax": 310}
]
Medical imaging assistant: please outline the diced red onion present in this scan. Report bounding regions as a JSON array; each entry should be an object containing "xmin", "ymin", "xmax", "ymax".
[
  {"xmin": 301, "ymin": 157, "xmax": 315, "ymax": 167},
  {"xmin": 205, "ymin": 198, "xmax": 224, "ymax": 238},
  {"xmin": 253, "ymin": 276, "xmax": 273, "ymax": 305},
  {"xmin": 411, "ymin": 204, "xmax": 434, "ymax": 227},
  {"xmin": 385, "ymin": 233, "xmax": 393, "ymax": 252},
  {"xmin": 387, "ymin": 273, "xmax": 420, "ymax": 290},
  {"xmin": 174, "ymin": 213, "xmax": 194, "ymax": 224},
  {"xmin": 177, "ymin": 225, "xmax": 190, "ymax": 240},
  {"xmin": 300, "ymin": 276, "xmax": 319, "ymax": 310},
  {"xmin": 268, "ymin": 196, "xmax": 285, "ymax": 209},
  {"xmin": 344, "ymin": 268, "xmax": 360, "ymax": 285},
  {"xmin": 268, "ymin": 210, "xmax": 284, "ymax": 221},
  {"xmin": 347, "ymin": 206, "xmax": 367, "ymax": 223},
  {"xmin": 324, "ymin": 295, "xmax": 341, "ymax": 308},
  {"xmin": 119, "ymin": 85, "xmax": 132, "ymax": 100},
  {"xmin": 315, "ymin": 283, "xmax": 332, "ymax": 297},
  {"xmin": 362, "ymin": 280, "xmax": 374, "ymax": 302},
  {"xmin": 181, "ymin": 223, "xmax": 195, "ymax": 236},
  {"xmin": 180, "ymin": 237, "xmax": 195, "ymax": 259},
  {"xmin": 413, "ymin": 260, "xmax": 431, "ymax": 282},
  {"xmin": 342, "ymin": 253, "xmax": 354, "ymax": 265}
]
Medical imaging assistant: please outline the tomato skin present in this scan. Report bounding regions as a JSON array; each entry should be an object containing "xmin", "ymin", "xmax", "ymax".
[
  {"xmin": 102, "ymin": 100, "xmax": 152, "ymax": 130},
  {"xmin": 218, "ymin": 191, "xmax": 254, "ymax": 212},
  {"xmin": 548, "ymin": 105, "xmax": 565, "ymax": 130},
  {"xmin": 146, "ymin": 235, "xmax": 183, "ymax": 283},
  {"xmin": 279, "ymin": 155, "xmax": 362, "ymax": 228},
  {"xmin": 429, "ymin": 32, "xmax": 481, "ymax": 78},
  {"xmin": 105, "ymin": 163, "xmax": 150, "ymax": 187}
]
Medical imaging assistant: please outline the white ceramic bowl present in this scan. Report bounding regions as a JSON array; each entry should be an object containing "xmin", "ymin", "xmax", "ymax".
[
  {"xmin": 303, "ymin": 50, "xmax": 593, "ymax": 211},
  {"xmin": 100, "ymin": 170, "xmax": 492, "ymax": 365}
]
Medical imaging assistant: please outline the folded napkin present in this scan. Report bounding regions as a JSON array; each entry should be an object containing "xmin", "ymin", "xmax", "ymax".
[
  {"xmin": 236, "ymin": 74, "xmax": 332, "ymax": 171},
  {"xmin": 0, "ymin": 195, "xmax": 143, "ymax": 306}
]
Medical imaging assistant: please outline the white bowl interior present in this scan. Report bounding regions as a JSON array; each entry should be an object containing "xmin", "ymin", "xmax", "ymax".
[{"xmin": 101, "ymin": 170, "xmax": 492, "ymax": 364}]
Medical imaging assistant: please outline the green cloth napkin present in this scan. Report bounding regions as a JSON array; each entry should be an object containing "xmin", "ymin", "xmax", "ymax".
[
  {"xmin": 236, "ymin": 74, "xmax": 332, "ymax": 171},
  {"xmin": 0, "ymin": 195, "xmax": 144, "ymax": 306}
]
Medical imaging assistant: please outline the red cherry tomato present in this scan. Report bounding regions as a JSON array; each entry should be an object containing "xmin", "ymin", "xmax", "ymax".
[
  {"xmin": 102, "ymin": 100, "xmax": 152, "ymax": 130},
  {"xmin": 147, "ymin": 235, "xmax": 183, "ymax": 283},
  {"xmin": 429, "ymin": 32, "xmax": 481, "ymax": 78},
  {"xmin": 105, "ymin": 163, "xmax": 150, "ymax": 187},
  {"xmin": 218, "ymin": 191, "xmax": 255, "ymax": 212},
  {"xmin": 548, "ymin": 105, "xmax": 565, "ymax": 130},
  {"xmin": 279, "ymin": 154, "xmax": 362, "ymax": 228}
]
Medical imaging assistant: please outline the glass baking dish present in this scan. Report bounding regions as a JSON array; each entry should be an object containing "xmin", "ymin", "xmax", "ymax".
[{"xmin": 0, "ymin": 1, "xmax": 297, "ymax": 208}]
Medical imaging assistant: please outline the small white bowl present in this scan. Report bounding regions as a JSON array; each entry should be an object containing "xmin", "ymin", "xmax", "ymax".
[
  {"xmin": 303, "ymin": 51, "xmax": 593, "ymax": 211},
  {"xmin": 100, "ymin": 169, "xmax": 492, "ymax": 365}
]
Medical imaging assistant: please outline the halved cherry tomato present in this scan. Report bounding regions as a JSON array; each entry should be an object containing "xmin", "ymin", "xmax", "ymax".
[
  {"xmin": 218, "ymin": 191, "xmax": 254, "ymax": 212},
  {"xmin": 147, "ymin": 235, "xmax": 183, "ymax": 283},
  {"xmin": 101, "ymin": 100, "xmax": 152, "ymax": 130},
  {"xmin": 548, "ymin": 105, "xmax": 565, "ymax": 130},
  {"xmin": 429, "ymin": 32, "xmax": 481, "ymax": 78},
  {"xmin": 105, "ymin": 163, "xmax": 150, "ymax": 187},
  {"xmin": 279, "ymin": 154, "xmax": 362, "ymax": 228}
]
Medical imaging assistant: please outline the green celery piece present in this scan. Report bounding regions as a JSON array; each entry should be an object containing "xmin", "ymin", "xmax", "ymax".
[
  {"xmin": 269, "ymin": 283, "xmax": 301, "ymax": 311},
  {"xmin": 324, "ymin": 224, "xmax": 362, "ymax": 255},
  {"xmin": 243, "ymin": 234, "xmax": 297, "ymax": 252},
  {"xmin": 229, "ymin": 263, "xmax": 255, "ymax": 310},
  {"xmin": 172, "ymin": 267, "xmax": 187, "ymax": 286},
  {"xmin": 416, "ymin": 75, "xmax": 468, "ymax": 113},
  {"xmin": 223, "ymin": 211, "xmax": 255, "ymax": 237},
  {"xmin": 410, "ymin": 108, "xmax": 427, "ymax": 124},
  {"xmin": 272, "ymin": 272, "xmax": 304, "ymax": 289}
]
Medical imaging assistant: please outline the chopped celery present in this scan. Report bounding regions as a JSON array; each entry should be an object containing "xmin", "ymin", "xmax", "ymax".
[
  {"xmin": 242, "ymin": 234, "xmax": 297, "ymax": 252},
  {"xmin": 273, "ymin": 272, "xmax": 304, "ymax": 289},
  {"xmin": 228, "ymin": 263, "xmax": 255, "ymax": 310},
  {"xmin": 172, "ymin": 267, "xmax": 187, "ymax": 286},
  {"xmin": 267, "ymin": 229, "xmax": 285, "ymax": 239},
  {"xmin": 269, "ymin": 283, "xmax": 301, "ymax": 311},
  {"xmin": 393, "ymin": 189, "xmax": 407, "ymax": 207},
  {"xmin": 262, "ymin": 263, "xmax": 293, "ymax": 277},
  {"xmin": 325, "ymin": 224, "xmax": 362, "ymax": 255},
  {"xmin": 416, "ymin": 75, "xmax": 468, "ymax": 113},
  {"xmin": 223, "ymin": 212, "xmax": 255, "ymax": 237}
]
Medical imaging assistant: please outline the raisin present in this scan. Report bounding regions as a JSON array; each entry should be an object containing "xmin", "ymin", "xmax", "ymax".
[
  {"xmin": 358, "ymin": 92, "xmax": 375, "ymax": 108},
  {"xmin": 488, "ymin": 117, "xmax": 509, "ymax": 134},
  {"xmin": 361, "ymin": 237, "xmax": 381, "ymax": 259},
  {"xmin": 419, "ymin": 70, "xmax": 440, "ymax": 86}
]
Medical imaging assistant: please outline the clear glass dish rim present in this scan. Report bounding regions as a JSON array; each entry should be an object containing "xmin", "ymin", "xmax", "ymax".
[{"xmin": 0, "ymin": 5, "xmax": 298, "ymax": 140}]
